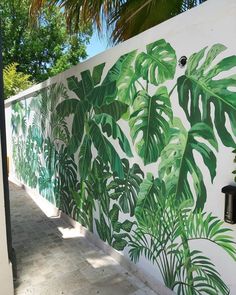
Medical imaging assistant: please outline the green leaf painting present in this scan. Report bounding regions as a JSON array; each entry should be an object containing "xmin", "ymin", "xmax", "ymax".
[
  {"xmin": 130, "ymin": 86, "xmax": 172, "ymax": 165},
  {"xmin": 11, "ymin": 39, "xmax": 236, "ymax": 294},
  {"xmin": 159, "ymin": 118, "xmax": 218, "ymax": 210},
  {"xmin": 135, "ymin": 39, "xmax": 177, "ymax": 85},
  {"xmin": 177, "ymin": 44, "xmax": 236, "ymax": 147}
]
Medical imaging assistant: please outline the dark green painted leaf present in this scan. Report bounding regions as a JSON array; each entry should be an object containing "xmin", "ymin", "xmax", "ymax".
[
  {"xmin": 121, "ymin": 220, "xmax": 134, "ymax": 232},
  {"xmin": 67, "ymin": 76, "xmax": 85, "ymax": 100},
  {"xmin": 159, "ymin": 118, "xmax": 218, "ymax": 210},
  {"xmin": 108, "ymin": 159, "xmax": 144, "ymax": 216},
  {"xmin": 95, "ymin": 219, "xmax": 105, "ymax": 241},
  {"xmin": 81, "ymin": 70, "xmax": 94, "ymax": 96},
  {"xmin": 113, "ymin": 222, "xmax": 122, "ymax": 233},
  {"xmin": 135, "ymin": 39, "xmax": 177, "ymax": 85},
  {"xmin": 90, "ymin": 81, "xmax": 117, "ymax": 106},
  {"xmin": 56, "ymin": 99, "xmax": 79, "ymax": 118},
  {"xmin": 100, "ymin": 214, "xmax": 112, "ymax": 243},
  {"xmin": 78, "ymin": 135, "xmax": 92, "ymax": 180},
  {"xmin": 129, "ymin": 86, "xmax": 172, "ymax": 165},
  {"xmin": 95, "ymin": 101, "xmax": 129, "ymax": 121},
  {"xmin": 112, "ymin": 237, "xmax": 128, "ymax": 251},
  {"xmin": 94, "ymin": 113, "xmax": 133, "ymax": 157},
  {"xmin": 89, "ymin": 120, "xmax": 124, "ymax": 178},
  {"xmin": 92, "ymin": 63, "xmax": 105, "ymax": 86},
  {"xmin": 67, "ymin": 102, "xmax": 85, "ymax": 154},
  {"xmin": 177, "ymin": 43, "xmax": 236, "ymax": 147},
  {"xmin": 108, "ymin": 204, "xmax": 120, "ymax": 226}
]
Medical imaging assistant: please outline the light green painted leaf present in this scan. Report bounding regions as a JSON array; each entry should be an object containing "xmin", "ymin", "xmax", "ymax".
[
  {"xmin": 114, "ymin": 51, "xmax": 138, "ymax": 104},
  {"xmin": 88, "ymin": 120, "xmax": 124, "ymax": 178},
  {"xmin": 177, "ymin": 43, "xmax": 236, "ymax": 147},
  {"xmin": 129, "ymin": 86, "xmax": 172, "ymax": 165},
  {"xmin": 92, "ymin": 63, "xmax": 105, "ymax": 86},
  {"xmin": 135, "ymin": 173, "xmax": 164, "ymax": 219},
  {"xmin": 94, "ymin": 113, "xmax": 133, "ymax": 157},
  {"xmin": 78, "ymin": 135, "xmax": 92, "ymax": 180},
  {"xmin": 135, "ymin": 39, "xmax": 177, "ymax": 85},
  {"xmin": 103, "ymin": 50, "xmax": 137, "ymax": 84},
  {"xmin": 159, "ymin": 118, "xmax": 218, "ymax": 210},
  {"xmin": 95, "ymin": 101, "xmax": 129, "ymax": 121}
]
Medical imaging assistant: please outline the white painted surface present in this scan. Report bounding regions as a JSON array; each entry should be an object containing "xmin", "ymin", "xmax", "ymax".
[
  {"xmin": 4, "ymin": 0, "xmax": 236, "ymax": 292},
  {"xmin": 0, "ymin": 138, "xmax": 14, "ymax": 295}
]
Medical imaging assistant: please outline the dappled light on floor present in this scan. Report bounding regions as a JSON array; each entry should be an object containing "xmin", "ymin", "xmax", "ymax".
[
  {"xmin": 57, "ymin": 226, "xmax": 84, "ymax": 239},
  {"xmin": 9, "ymin": 182, "xmax": 158, "ymax": 295}
]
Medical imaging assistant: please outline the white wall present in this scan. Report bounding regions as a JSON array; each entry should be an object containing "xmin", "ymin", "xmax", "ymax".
[{"xmin": 0, "ymin": 137, "xmax": 14, "ymax": 295}]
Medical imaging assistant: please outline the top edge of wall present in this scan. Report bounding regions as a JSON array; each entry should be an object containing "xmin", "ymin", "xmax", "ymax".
[{"xmin": 4, "ymin": 0, "xmax": 233, "ymax": 107}]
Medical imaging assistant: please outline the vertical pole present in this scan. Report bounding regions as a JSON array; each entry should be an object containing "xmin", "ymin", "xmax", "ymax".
[{"xmin": 0, "ymin": 10, "xmax": 16, "ymax": 278}]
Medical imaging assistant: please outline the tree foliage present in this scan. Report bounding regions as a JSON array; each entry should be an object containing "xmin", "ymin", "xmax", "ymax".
[
  {"xmin": 3, "ymin": 63, "xmax": 33, "ymax": 99},
  {"xmin": 30, "ymin": 0, "xmax": 207, "ymax": 44},
  {"xmin": 2, "ymin": 0, "xmax": 92, "ymax": 82}
]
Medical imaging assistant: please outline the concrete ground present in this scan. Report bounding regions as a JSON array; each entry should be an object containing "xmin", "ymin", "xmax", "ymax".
[{"xmin": 10, "ymin": 182, "xmax": 159, "ymax": 295}]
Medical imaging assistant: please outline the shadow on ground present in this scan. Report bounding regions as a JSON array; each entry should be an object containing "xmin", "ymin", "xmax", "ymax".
[{"xmin": 9, "ymin": 182, "xmax": 158, "ymax": 295}]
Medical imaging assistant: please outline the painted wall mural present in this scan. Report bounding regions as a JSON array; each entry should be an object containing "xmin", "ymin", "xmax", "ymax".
[{"xmin": 11, "ymin": 39, "xmax": 236, "ymax": 294}]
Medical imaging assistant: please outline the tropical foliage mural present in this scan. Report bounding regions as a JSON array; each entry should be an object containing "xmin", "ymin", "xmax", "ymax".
[{"xmin": 11, "ymin": 39, "xmax": 236, "ymax": 294}]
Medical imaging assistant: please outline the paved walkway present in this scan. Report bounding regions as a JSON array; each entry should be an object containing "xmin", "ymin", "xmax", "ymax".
[{"xmin": 10, "ymin": 182, "xmax": 158, "ymax": 295}]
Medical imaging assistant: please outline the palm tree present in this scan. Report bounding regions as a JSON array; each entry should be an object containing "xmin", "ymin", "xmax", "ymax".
[{"xmin": 30, "ymin": 0, "xmax": 207, "ymax": 44}]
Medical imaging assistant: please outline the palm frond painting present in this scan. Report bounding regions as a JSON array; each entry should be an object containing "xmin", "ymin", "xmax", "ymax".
[{"xmin": 11, "ymin": 40, "xmax": 236, "ymax": 294}]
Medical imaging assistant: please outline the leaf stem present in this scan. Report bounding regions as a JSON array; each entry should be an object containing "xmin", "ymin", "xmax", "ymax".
[{"xmin": 169, "ymin": 83, "xmax": 177, "ymax": 98}]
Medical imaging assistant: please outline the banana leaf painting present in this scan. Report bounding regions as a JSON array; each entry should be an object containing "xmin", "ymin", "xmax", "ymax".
[{"xmin": 11, "ymin": 39, "xmax": 236, "ymax": 294}]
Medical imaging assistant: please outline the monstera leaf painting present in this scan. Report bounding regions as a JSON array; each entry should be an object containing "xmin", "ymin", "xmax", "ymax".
[
  {"xmin": 135, "ymin": 39, "xmax": 177, "ymax": 85},
  {"xmin": 86, "ymin": 157, "xmax": 137, "ymax": 250},
  {"xmin": 56, "ymin": 62, "xmax": 132, "ymax": 180},
  {"xmin": 129, "ymin": 87, "xmax": 173, "ymax": 165},
  {"xmin": 177, "ymin": 43, "xmax": 236, "ymax": 147},
  {"xmin": 108, "ymin": 159, "xmax": 144, "ymax": 216},
  {"xmin": 159, "ymin": 118, "xmax": 218, "ymax": 210},
  {"xmin": 127, "ymin": 39, "xmax": 176, "ymax": 165}
]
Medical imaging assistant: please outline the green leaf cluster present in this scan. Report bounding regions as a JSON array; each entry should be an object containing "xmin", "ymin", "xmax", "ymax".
[
  {"xmin": 2, "ymin": 0, "xmax": 92, "ymax": 82},
  {"xmin": 3, "ymin": 63, "xmax": 33, "ymax": 99}
]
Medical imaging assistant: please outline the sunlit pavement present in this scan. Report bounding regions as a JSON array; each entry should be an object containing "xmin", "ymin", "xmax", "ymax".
[{"xmin": 10, "ymin": 182, "xmax": 158, "ymax": 295}]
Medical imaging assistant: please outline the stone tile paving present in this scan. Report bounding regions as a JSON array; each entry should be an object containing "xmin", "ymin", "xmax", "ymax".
[{"xmin": 10, "ymin": 182, "xmax": 159, "ymax": 295}]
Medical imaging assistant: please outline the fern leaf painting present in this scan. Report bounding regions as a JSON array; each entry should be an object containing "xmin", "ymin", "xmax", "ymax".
[{"xmin": 130, "ymin": 174, "xmax": 236, "ymax": 294}]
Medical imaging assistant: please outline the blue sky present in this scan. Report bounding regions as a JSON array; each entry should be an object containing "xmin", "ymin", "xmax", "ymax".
[{"xmin": 86, "ymin": 30, "xmax": 110, "ymax": 59}]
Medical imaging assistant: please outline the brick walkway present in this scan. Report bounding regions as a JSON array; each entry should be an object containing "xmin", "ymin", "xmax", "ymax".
[{"xmin": 10, "ymin": 182, "xmax": 158, "ymax": 295}]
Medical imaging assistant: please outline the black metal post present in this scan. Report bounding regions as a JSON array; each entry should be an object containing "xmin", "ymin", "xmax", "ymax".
[{"xmin": 0, "ymin": 11, "xmax": 16, "ymax": 279}]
